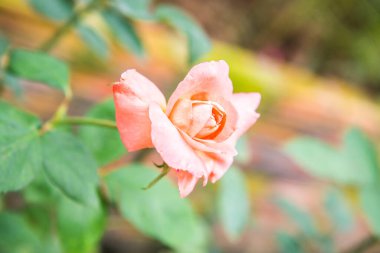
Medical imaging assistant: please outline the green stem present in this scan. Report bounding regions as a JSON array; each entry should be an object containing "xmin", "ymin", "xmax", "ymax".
[
  {"xmin": 56, "ymin": 116, "xmax": 117, "ymax": 129},
  {"xmin": 142, "ymin": 163, "xmax": 170, "ymax": 190},
  {"xmin": 39, "ymin": 0, "xmax": 102, "ymax": 52}
]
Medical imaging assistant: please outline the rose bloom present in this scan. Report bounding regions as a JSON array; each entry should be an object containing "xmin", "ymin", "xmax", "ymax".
[{"xmin": 113, "ymin": 60, "xmax": 260, "ymax": 197}]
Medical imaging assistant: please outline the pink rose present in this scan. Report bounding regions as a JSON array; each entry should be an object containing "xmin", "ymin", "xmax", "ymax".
[{"xmin": 113, "ymin": 60, "xmax": 260, "ymax": 197}]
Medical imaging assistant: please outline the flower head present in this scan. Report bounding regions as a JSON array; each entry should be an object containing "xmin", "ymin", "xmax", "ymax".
[{"xmin": 113, "ymin": 60, "xmax": 261, "ymax": 197}]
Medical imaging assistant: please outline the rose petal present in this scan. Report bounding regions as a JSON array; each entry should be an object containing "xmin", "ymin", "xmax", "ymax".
[
  {"xmin": 177, "ymin": 170, "xmax": 199, "ymax": 198},
  {"xmin": 231, "ymin": 93, "xmax": 261, "ymax": 138},
  {"xmin": 113, "ymin": 70, "xmax": 166, "ymax": 152},
  {"xmin": 209, "ymin": 97, "xmax": 238, "ymax": 142},
  {"xmin": 149, "ymin": 103, "xmax": 206, "ymax": 178},
  {"xmin": 193, "ymin": 137, "xmax": 237, "ymax": 156},
  {"xmin": 207, "ymin": 153, "xmax": 234, "ymax": 184},
  {"xmin": 167, "ymin": 60, "xmax": 233, "ymax": 114},
  {"xmin": 179, "ymin": 129, "xmax": 236, "ymax": 156},
  {"xmin": 120, "ymin": 69, "xmax": 166, "ymax": 107},
  {"xmin": 188, "ymin": 103, "xmax": 213, "ymax": 137},
  {"xmin": 198, "ymin": 152, "xmax": 234, "ymax": 185},
  {"xmin": 168, "ymin": 98, "xmax": 192, "ymax": 132}
]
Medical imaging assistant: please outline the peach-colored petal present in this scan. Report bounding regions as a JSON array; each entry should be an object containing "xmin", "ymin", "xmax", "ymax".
[
  {"xmin": 209, "ymin": 153, "xmax": 234, "ymax": 184},
  {"xmin": 209, "ymin": 97, "xmax": 238, "ymax": 142},
  {"xmin": 168, "ymin": 99, "xmax": 192, "ymax": 132},
  {"xmin": 187, "ymin": 103, "xmax": 213, "ymax": 137},
  {"xmin": 231, "ymin": 93, "xmax": 261, "ymax": 138},
  {"xmin": 167, "ymin": 60, "xmax": 233, "ymax": 114},
  {"xmin": 193, "ymin": 138, "xmax": 237, "ymax": 156},
  {"xmin": 113, "ymin": 70, "xmax": 166, "ymax": 152},
  {"xmin": 113, "ymin": 87, "xmax": 151, "ymax": 151},
  {"xmin": 198, "ymin": 152, "xmax": 234, "ymax": 185},
  {"xmin": 177, "ymin": 170, "xmax": 199, "ymax": 198},
  {"xmin": 149, "ymin": 103, "xmax": 206, "ymax": 178},
  {"xmin": 179, "ymin": 129, "xmax": 236, "ymax": 155},
  {"xmin": 210, "ymin": 154, "xmax": 234, "ymax": 183},
  {"xmin": 120, "ymin": 69, "xmax": 166, "ymax": 107}
]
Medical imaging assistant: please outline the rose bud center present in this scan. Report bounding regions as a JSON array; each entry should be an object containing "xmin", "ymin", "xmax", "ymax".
[
  {"xmin": 192, "ymin": 101, "xmax": 226, "ymax": 140},
  {"xmin": 169, "ymin": 98, "xmax": 226, "ymax": 141}
]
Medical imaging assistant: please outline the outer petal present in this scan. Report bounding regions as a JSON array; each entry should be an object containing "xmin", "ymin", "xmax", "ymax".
[
  {"xmin": 177, "ymin": 170, "xmax": 199, "ymax": 198},
  {"xmin": 167, "ymin": 60, "xmax": 233, "ymax": 114},
  {"xmin": 113, "ymin": 70, "xmax": 166, "ymax": 151},
  {"xmin": 149, "ymin": 103, "xmax": 206, "ymax": 178},
  {"xmin": 230, "ymin": 93, "xmax": 261, "ymax": 138},
  {"xmin": 179, "ymin": 130, "xmax": 237, "ymax": 156},
  {"xmin": 199, "ymin": 152, "xmax": 234, "ymax": 185},
  {"xmin": 208, "ymin": 153, "xmax": 234, "ymax": 184},
  {"xmin": 120, "ymin": 69, "xmax": 166, "ymax": 107}
]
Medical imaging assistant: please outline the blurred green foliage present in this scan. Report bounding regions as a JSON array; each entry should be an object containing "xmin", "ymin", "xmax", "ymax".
[
  {"xmin": 275, "ymin": 197, "xmax": 339, "ymax": 253},
  {"xmin": 0, "ymin": 101, "xmax": 42, "ymax": 193},
  {"xmin": 41, "ymin": 130, "xmax": 99, "ymax": 206},
  {"xmin": 217, "ymin": 167, "xmax": 250, "ymax": 240},
  {"xmin": 7, "ymin": 49, "xmax": 70, "ymax": 93},
  {"xmin": 29, "ymin": 0, "xmax": 74, "ymax": 21},
  {"xmin": 105, "ymin": 164, "xmax": 209, "ymax": 253},
  {"xmin": 1, "ymin": 0, "xmax": 380, "ymax": 252},
  {"xmin": 77, "ymin": 24, "xmax": 109, "ymax": 59},
  {"xmin": 285, "ymin": 128, "xmax": 375, "ymax": 186},
  {"xmin": 155, "ymin": 4, "xmax": 211, "ymax": 64},
  {"xmin": 285, "ymin": 128, "xmax": 380, "ymax": 237},
  {"xmin": 324, "ymin": 189, "xmax": 354, "ymax": 232},
  {"xmin": 79, "ymin": 99, "xmax": 125, "ymax": 167}
]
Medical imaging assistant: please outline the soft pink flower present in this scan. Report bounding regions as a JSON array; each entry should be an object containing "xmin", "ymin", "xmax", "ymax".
[{"xmin": 113, "ymin": 60, "xmax": 261, "ymax": 197}]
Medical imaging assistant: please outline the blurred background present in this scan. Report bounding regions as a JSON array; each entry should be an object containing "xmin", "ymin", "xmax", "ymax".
[{"xmin": 1, "ymin": 0, "xmax": 380, "ymax": 252}]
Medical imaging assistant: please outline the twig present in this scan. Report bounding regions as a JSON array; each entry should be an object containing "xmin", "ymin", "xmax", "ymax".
[{"xmin": 39, "ymin": 0, "xmax": 102, "ymax": 52}]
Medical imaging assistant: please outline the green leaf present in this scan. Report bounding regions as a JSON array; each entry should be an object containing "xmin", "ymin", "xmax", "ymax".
[
  {"xmin": 324, "ymin": 189, "xmax": 353, "ymax": 231},
  {"xmin": 102, "ymin": 9, "xmax": 144, "ymax": 57},
  {"xmin": 343, "ymin": 129, "xmax": 380, "ymax": 236},
  {"xmin": 155, "ymin": 4, "xmax": 211, "ymax": 63},
  {"xmin": 3, "ymin": 73, "xmax": 23, "ymax": 96},
  {"xmin": 23, "ymin": 172, "xmax": 61, "ymax": 205},
  {"xmin": 28, "ymin": 0, "xmax": 74, "ymax": 21},
  {"xmin": 76, "ymin": 24, "xmax": 109, "ymax": 59},
  {"xmin": 0, "ymin": 101, "xmax": 41, "ymax": 192},
  {"xmin": 0, "ymin": 34, "xmax": 9, "ymax": 57},
  {"xmin": 41, "ymin": 130, "xmax": 99, "ymax": 206},
  {"xmin": 284, "ymin": 129, "xmax": 374, "ymax": 185},
  {"xmin": 110, "ymin": 0, "xmax": 153, "ymax": 19},
  {"xmin": 285, "ymin": 138, "xmax": 352, "ymax": 182},
  {"xmin": 275, "ymin": 198, "xmax": 317, "ymax": 237},
  {"xmin": 0, "ymin": 100, "xmax": 39, "ymax": 127},
  {"xmin": 324, "ymin": 189, "xmax": 354, "ymax": 231},
  {"xmin": 217, "ymin": 167, "xmax": 250, "ymax": 240},
  {"xmin": 105, "ymin": 164, "xmax": 208, "ymax": 252},
  {"xmin": 24, "ymin": 205, "xmax": 64, "ymax": 253},
  {"xmin": 342, "ymin": 128, "xmax": 379, "ymax": 181},
  {"xmin": 316, "ymin": 235, "xmax": 335, "ymax": 253},
  {"xmin": 359, "ymin": 185, "xmax": 380, "ymax": 236},
  {"xmin": 276, "ymin": 231, "xmax": 304, "ymax": 253},
  {"xmin": 57, "ymin": 197, "xmax": 106, "ymax": 253},
  {"xmin": 7, "ymin": 49, "xmax": 70, "ymax": 93},
  {"xmin": 79, "ymin": 99, "xmax": 125, "ymax": 166},
  {"xmin": 0, "ymin": 212, "xmax": 39, "ymax": 253}
]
